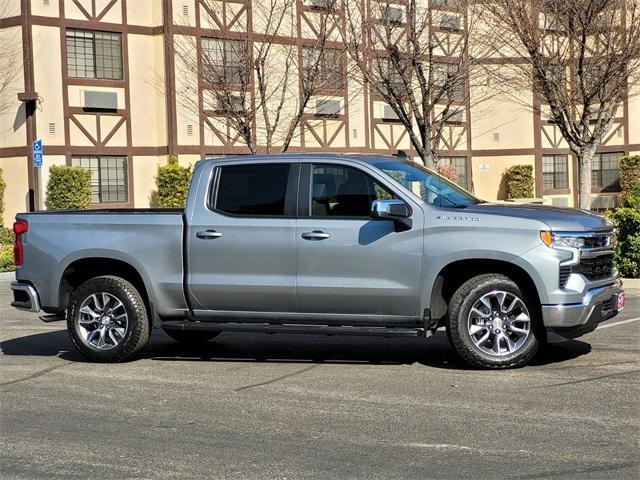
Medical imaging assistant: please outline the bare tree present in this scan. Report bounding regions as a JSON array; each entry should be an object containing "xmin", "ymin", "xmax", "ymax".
[
  {"xmin": 485, "ymin": 0, "xmax": 640, "ymax": 209},
  {"xmin": 343, "ymin": 0, "xmax": 488, "ymax": 168},
  {"xmin": 174, "ymin": 0, "xmax": 344, "ymax": 154},
  {"xmin": 0, "ymin": 0, "xmax": 22, "ymax": 114}
]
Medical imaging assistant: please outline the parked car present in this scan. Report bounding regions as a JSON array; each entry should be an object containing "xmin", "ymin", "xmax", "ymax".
[{"xmin": 10, "ymin": 154, "xmax": 624, "ymax": 368}]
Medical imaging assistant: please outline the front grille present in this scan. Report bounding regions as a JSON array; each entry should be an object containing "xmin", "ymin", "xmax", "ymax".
[
  {"xmin": 559, "ymin": 266, "xmax": 572, "ymax": 288},
  {"xmin": 582, "ymin": 232, "xmax": 614, "ymax": 250},
  {"xmin": 573, "ymin": 254, "xmax": 614, "ymax": 281}
]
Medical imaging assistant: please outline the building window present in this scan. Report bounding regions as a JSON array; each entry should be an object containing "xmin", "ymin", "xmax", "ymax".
[
  {"xmin": 438, "ymin": 156, "xmax": 468, "ymax": 188},
  {"xmin": 202, "ymin": 38, "xmax": 247, "ymax": 84},
  {"xmin": 72, "ymin": 156, "xmax": 128, "ymax": 204},
  {"xmin": 433, "ymin": 62, "xmax": 466, "ymax": 102},
  {"xmin": 66, "ymin": 29, "xmax": 123, "ymax": 80},
  {"xmin": 303, "ymin": 48, "xmax": 345, "ymax": 90},
  {"xmin": 542, "ymin": 154, "xmax": 569, "ymax": 190},
  {"xmin": 592, "ymin": 152, "xmax": 622, "ymax": 191}
]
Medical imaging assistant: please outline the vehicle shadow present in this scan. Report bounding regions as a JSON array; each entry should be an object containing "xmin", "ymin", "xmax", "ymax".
[{"xmin": 1, "ymin": 329, "xmax": 592, "ymax": 369}]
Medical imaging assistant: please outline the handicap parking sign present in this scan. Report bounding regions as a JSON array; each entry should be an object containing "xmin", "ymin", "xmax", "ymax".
[{"xmin": 33, "ymin": 139, "xmax": 43, "ymax": 168}]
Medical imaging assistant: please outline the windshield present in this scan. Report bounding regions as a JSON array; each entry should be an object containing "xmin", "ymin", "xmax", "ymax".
[{"xmin": 372, "ymin": 160, "xmax": 483, "ymax": 208}]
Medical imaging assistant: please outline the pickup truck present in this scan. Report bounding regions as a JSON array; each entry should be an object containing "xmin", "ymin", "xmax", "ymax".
[{"xmin": 10, "ymin": 154, "xmax": 624, "ymax": 368}]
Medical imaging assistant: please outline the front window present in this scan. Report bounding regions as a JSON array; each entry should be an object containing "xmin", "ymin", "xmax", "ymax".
[
  {"xmin": 72, "ymin": 155, "xmax": 128, "ymax": 203},
  {"xmin": 372, "ymin": 160, "xmax": 481, "ymax": 207},
  {"xmin": 66, "ymin": 29, "xmax": 122, "ymax": 80},
  {"xmin": 592, "ymin": 152, "xmax": 622, "ymax": 191},
  {"xmin": 310, "ymin": 165, "xmax": 397, "ymax": 217},
  {"xmin": 437, "ymin": 156, "xmax": 468, "ymax": 188},
  {"xmin": 542, "ymin": 154, "xmax": 569, "ymax": 190}
]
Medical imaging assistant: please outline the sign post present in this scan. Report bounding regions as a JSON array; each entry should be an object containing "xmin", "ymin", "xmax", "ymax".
[{"xmin": 32, "ymin": 139, "xmax": 43, "ymax": 209}]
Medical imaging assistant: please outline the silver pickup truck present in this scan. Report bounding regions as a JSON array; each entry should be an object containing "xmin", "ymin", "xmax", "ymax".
[{"xmin": 10, "ymin": 154, "xmax": 624, "ymax": 368}]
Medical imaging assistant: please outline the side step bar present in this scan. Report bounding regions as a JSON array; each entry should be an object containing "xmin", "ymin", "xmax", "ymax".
[{"xmin": 161, "ymin": 320, "xmax": 425, "ymax": 338}]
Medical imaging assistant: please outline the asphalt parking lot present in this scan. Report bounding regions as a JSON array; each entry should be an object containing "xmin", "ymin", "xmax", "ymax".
[{"xmin": 1, "ymin": 277, "xmax": 638, "ymax": 480}]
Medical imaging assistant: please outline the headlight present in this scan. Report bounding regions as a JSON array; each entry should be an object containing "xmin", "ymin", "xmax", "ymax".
[{"xmin": 540, "ymin": 231, "xmax": 586, "ymax": 249}]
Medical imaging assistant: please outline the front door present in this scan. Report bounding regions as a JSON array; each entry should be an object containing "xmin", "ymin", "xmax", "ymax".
[
  {"xmin": 296, "ymin": 163, "xmax": 424, "ymax": 319},
  {"xmin": 187, "ymin": 162, "xmax": 298, "ymax": 316}
]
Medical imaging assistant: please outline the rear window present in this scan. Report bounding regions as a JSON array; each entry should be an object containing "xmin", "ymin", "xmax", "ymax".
[{"xmin": 214, "ymin": 164, "xmax": 291, "ymax": 216}]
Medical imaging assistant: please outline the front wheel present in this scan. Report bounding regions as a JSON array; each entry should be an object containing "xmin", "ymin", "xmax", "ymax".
[
  {"xmin": 446, "ymin": 274, "xmax": 541, "ymax": 369},
  {"xmin": 67, "ymin": 276, "xmax": 150, "ymax": 362}
]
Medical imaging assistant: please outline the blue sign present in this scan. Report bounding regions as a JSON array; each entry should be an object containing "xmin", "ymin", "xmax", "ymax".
[{"xmin": 33, "ymin": 139, "xmax": 43, "ymax": 168}]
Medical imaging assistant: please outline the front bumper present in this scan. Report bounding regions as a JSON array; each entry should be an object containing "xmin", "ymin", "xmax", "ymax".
[
  {"xmin": 10, "ymin": 282, "xmax": 41, "ymax": 313},
  {"xmin": 542, "ymin": 284, "xmax": 623, "ymax": 339}
]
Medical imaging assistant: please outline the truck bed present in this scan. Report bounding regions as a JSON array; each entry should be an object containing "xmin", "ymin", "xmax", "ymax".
[{"xmin": 15, "ymin": 209, "xmax": 187, "ymax": 319}]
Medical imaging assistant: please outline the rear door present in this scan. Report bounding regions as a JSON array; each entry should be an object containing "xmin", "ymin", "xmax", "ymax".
[
  {"xmin": 187, "ymin": 161, "xmax": 299, "ymax": 315},
  {"xmin": 295, "ymin": 162, "xmax": 424, "ymax": 319}
]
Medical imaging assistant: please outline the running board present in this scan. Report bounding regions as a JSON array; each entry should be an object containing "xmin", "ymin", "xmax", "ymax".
[{"xmin": 161, "ymin": 321, "xmax": 425, "ymax": 337}]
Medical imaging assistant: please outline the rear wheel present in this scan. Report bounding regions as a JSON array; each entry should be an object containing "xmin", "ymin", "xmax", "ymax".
[
  {"xmin": 67, "ymin": 276, "xmax": 149, "ymax": 362},
  {"xmin": 164, "ymin": 330, "xmax": 220, "ymax": 345},
  {"xmin": 446, "ymin": 274, "xmax": 541, "ymax": 369}
]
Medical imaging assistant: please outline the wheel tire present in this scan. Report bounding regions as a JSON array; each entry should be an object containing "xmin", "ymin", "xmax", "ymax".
[
  {"xmin": 67, "ymin": 275, "xmax": 150, "ymax": 362},
  {"xmin": 446, "ymin": 274, "xmax": 541, "ymax": 369},
  {"xmin": 163, "ymin": 329, "xmax": 220, "ymax": 345}
]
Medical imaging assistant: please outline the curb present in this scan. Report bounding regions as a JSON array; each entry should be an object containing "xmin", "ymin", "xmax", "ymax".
[
  {"xmin": 622, "ymin": 278, "xmax": 640, "ymax": 289},
  {"xmin": 0, "ymin": 271, "xmax": 15, "ymax": 280}
]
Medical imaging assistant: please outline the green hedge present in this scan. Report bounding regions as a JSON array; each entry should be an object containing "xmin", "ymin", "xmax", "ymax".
[
  {"xmin": 504, "ymin": 164, "xmax": 534, "ymax": 199},
  {"xmin": 607, "ymin": 207, "xmax": 640, "ymax": 278},
  {"xmin": 0, "ymin": 167, "xmax": 6, "ymax": 227},
  {"xmin": 0, "ymin": 226, "xmax": 13, "ymax": 272},
  {"xmin": 156, "ymin": 156, "xmax": 192, "ymax": 208},
  {"xmin": 620, "ymin": 155, "xmax": 640, "ymax": 209},
  {"xmin": 45, "ymin": 166, "xmax": 92, "ymax": 210}
]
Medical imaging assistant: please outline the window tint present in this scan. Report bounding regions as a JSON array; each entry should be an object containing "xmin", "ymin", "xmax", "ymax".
[
  {"xmin": 311, "ymin": 165, "xmax": 396, "ymax": 217},
  {"xmin": 215, "ymin": 164, "xmax": 290, "ymax": 216}
]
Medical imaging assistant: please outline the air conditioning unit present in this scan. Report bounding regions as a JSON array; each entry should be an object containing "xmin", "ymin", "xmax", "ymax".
[
  {"xmin": 551, "ymin": 197, "xmax": 569, "ymax": 207},
  {"xmin": 309, "ymin": 0, "xmax": 335, "ymax": 10},
  {"xmin": 383, "ymin": 5, "xmax": 404, "ymax": 24},
  {"xmin": 217, "ymin": 96, "xmax": 244, "ymax": 114},
  {"xmin": 83, "ymin": 90, "xmax": 117, "ymax": 110},
  {"xmin": 316, "ymin": 99, "xmax": 341, "ymax": 116},
  {"xmin": 445, "ymin": 110, "xmax": 464, "ymax": 123},
  {"xmin": 382, "ymin": 105, "xmax": 399, "ymax": 121},
  {"xmin": 591, "ymin": 195, "xmax": 617, "ymax": 210},
  {"xmin": 440, "ymin": 14, "xmax": 461, "ymax": 31}
]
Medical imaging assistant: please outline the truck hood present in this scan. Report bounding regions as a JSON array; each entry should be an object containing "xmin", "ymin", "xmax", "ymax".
[{"xmin": 462, "ymin": 202, "xmax": 612, "ymax": 231}]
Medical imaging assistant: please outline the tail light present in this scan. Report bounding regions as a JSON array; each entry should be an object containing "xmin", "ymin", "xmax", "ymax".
[{"xmin": 13, "ymin": 220, "xmax": 28, "ymax": 266}]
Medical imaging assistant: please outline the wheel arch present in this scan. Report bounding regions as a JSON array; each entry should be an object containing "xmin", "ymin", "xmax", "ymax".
[
  {"xmin": 57, "ymin": 255, "xmax": 157, "ymax": 327},
  {"xmin": 427, "ymin": 258, "xmax": 543, "ymax": 324}
]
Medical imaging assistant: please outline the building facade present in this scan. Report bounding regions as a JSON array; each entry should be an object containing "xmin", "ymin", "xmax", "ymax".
[{"xmin": 1, "ymin": 0, "xmax": 639, "ymax": 226}]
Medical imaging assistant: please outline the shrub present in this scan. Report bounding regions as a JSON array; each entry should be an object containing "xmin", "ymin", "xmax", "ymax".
[
  {"xmin": 606, "ymin": 207, "xmax": 640, "ymax": 278},
  {"xmin": 0, "ymin": 244, "xmax": 13, "ymax": 273},
  {"xmin": 156, "ymin": 156, "xmax": 192, "ymax": 208},
  {"xmin": 437, "ymin": 164, "xmax": 459, "ymax": 183},
  {"xmin": 45, "ymin": 166, "xmax": 92, "ymax": 210},
  {"xmin": 0, "ymin": 167, "xmax": 6, "ymax": 227},
  {"xmin": 503, "ymin": 164, "xmax": 534, "ymax": 199},
  {"xmin": 0, "ymin": 226, "xmax": 13, "ymax": 272},
  {"xmin": 619, "ymin": 155, "xmax": 640, "ymax": 208}
]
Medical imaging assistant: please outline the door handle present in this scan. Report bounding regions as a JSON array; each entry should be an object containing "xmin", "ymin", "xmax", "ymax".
[
  {"xmin": 301, "ymin": 230, "xmax": 331, "ymax": 240},
  {"xmin": 196, "ymin": 230, "xmax": 223, "ymax": 239}
]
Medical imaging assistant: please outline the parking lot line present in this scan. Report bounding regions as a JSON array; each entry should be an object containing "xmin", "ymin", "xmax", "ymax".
[{"xmin": 599, "ymin": 317, "xmax": 640, "ymax": 329}]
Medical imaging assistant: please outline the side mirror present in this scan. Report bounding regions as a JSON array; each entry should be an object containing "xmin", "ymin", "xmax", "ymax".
[{"xmin": 370, "ymin": 199, "xmax": 412, "ymax": 231}]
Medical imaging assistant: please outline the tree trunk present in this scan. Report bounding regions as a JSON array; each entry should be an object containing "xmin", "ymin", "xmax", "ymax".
[
  {"xmin": 419, "ymin": 150, "xmax": 436, "ymax": 169},
  {"xmin": 577, "ymin": 146, "xmax": 596, "ymax": 210}
]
